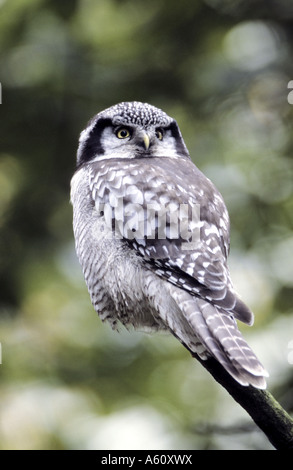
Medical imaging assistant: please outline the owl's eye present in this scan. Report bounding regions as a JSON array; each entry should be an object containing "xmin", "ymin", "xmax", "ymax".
[
  {"xmin": 155, "ymin": 128, "xmax": 164, "ymax": 141},
  {"xmin": 115, "ymin": 127, "xmax": 131, "ymax": 139}
]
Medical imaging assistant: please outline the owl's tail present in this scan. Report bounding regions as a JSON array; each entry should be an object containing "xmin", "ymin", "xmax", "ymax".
[{"xmin": 169, "ymin": 290, "xmax": 268, "ymax": 389}]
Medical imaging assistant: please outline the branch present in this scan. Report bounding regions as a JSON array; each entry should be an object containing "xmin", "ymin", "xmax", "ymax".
[{"xmin": 191, "ymin": 353, "xmax": 293, "ymax": 450}]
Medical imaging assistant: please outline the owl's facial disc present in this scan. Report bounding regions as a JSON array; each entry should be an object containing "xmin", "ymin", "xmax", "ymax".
[{"xmin": 96, "ymin": 124, "xmax": 183, "ymax": 161}]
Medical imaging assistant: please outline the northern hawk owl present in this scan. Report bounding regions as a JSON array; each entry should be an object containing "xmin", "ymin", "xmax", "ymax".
[{"xmin": 70, "ymin": 101, "xmax": 268, "ymax": 389}]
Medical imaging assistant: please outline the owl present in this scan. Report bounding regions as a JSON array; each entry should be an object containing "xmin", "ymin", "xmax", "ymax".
[{"xmin": 70, "ymin": 101, "xmax": 268, "ymax": 389}]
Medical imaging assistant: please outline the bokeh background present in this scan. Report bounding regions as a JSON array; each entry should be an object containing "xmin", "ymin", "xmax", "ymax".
[{"xmin": 1, "ymin": 0, "xmax": 293, "ymax": 450}]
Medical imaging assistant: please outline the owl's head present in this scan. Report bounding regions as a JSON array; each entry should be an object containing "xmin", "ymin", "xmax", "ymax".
[{"xmin": 76, "ymin": 101, "xmax": 190, "ymax": 167}]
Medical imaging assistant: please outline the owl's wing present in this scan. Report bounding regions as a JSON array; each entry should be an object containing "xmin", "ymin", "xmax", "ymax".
[{"xmin": 89, "ymin": 156, "xmax": 253, "ymax": 325}]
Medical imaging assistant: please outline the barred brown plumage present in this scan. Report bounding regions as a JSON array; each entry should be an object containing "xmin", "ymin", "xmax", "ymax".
[{"xmin": 70, "ymin": 101, "xmax": 268, "ymax": 388}]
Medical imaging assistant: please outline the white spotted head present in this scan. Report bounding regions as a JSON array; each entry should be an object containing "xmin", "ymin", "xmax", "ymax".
[{"xmin": 76, "ymin": 101, "xmax": 190, "ymax": 167}]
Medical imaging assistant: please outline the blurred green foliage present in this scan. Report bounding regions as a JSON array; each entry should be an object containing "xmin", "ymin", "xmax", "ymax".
[{"xmin": 1, "ymin": 0, "xmax": 293, "ymax": 450}]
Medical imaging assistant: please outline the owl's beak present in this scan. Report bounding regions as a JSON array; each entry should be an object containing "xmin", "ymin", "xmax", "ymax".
[
  {"xmin": 136, "ymin": 131, "xmax": 151, "ymax": 151},
  {"xmin": 142, "ymin": 133, "xmax": 150, "ymax": 150}
]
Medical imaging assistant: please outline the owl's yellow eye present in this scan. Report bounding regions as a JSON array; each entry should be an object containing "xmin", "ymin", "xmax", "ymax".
[
  {"xmin": 115, "ymin": 127, "xmax": 131, "ymax": 139},
  {"xmin": 155, "ymin": 128, "xmax": 164, "ymax": 141}
]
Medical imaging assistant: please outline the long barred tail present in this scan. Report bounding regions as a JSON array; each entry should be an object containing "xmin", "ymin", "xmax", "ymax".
[{"xmin": 169, "ymin": 290, "xmax": 268, "ymax": 389}]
